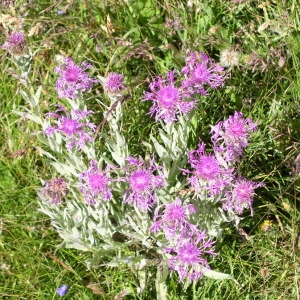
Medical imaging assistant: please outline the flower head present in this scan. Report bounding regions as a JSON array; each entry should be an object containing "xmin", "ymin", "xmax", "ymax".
[
  {"xmin": 144, "ymin": 70, "xmax": 197, "ymax": 123},
  {"xmin": 56, "ymin": 284, "xmax": 68, "ymax": 296},
  {"xmin": 104, "ymin": 72, "xmax": 125, "ymax": 95},
  {"xmin": 42, "ymin": 178, "xmax": 68, "ymax": 204},
  {"xmin": 55, "ymin": 57, "xmax": 97, "ymax": 99},
  {"xmin": 79, "ymin": 160, "xmax": 112, "ymax": 205},
  {"xmin": 220, "ymin": 48, "xmax": 240, "ymax": 67},
  {"xmin": 150, "ymin": 198, "xmax": 196, "ymax": 241},
  {"xmin": 211, "ymin": 111, "xmax": 258, "ymax": 162},
  {"xmin": 151, "ymin": 197, "xmax": 215, "ymax": 282},
  {"xmin": 1, "ymin": 31, "xmax": 26, "ymax": 56},
  {"xmin": 260, "ymin": 219, "xmax": 273, "ymax": 232},
  {"xmin": 184, "ymin": 142, "xmax": 233, "ymax": 197},
  {"xmin": 44, "ymin": 106, "xmax": 95, "ymax": 150},
  {"xmin": 182, "ymin": 51, "xmax": 226, "ymax": 95},
  {"xmin": 223, "ymin": 178, "xmax": 264, "ymax": 215},
  {"xmin": 167, "ymin": 231, "xmax": 215, "ymax": 282},
  {"xmin": 122, "ymin": 156, "xmax": 166, "ymax": 211}
]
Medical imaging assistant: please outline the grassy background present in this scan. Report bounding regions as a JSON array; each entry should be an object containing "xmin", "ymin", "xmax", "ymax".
[{"xmin": 1, "ymin": 0, "xmax": 300, "ymax": 299}]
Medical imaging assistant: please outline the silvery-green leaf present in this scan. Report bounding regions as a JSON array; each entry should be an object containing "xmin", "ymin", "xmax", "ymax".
[
  {"xmin": 99, "ymin": 153, "xmax": 115, "ymax": 166},
  {"xmin": 64, "ymin": 241, "xmax": 91, "ymax": 251},
  {"xmin": 202, "ymin": 267, "xmax": 239, "ymax": 285},
  {"xmin": 36, "ymin": 133, "xmax": 50, "ymax": 146},
  {"xmin": 41, "ymin": 133, "xmax": 62, "ymax": 153},
  {"xmin": 111, "ymin": 151, "xmax": 126, "ymax": 166},
  {"xmin": 141, "ymin": 141, "xmax": 153, "ymax": 150},
  {"xmin": 121, "ymin": 230, "xmax": 144, "ymax": 243},
  {"xmin": 19, "ymin": 89, "xmax": 35, "ymax": 108},
  {"xmin": 66, "ymin": 152, "xmax": 86, "ymax": 172},
  {"xmin": 86, "ymin": 250, "xmax": 112, "ymax": 269},
  {"xmin": 51, "ymin": 161, "xmax": 78, "ymax": 177},
  {"xmin": 138, "ymin": 269, "xmax": 147, "ymax": 292},
  {"xmin": 150, "ymin": 136, "xmax": 168, "ymax": 159},
  {"xmin": 82, "ymin": 144, "xmax": 96, "ymax": 160},
  {"xmin": 102, "ymin": 256, "xmax": 135, "ymax": 268},
  {"xmin": 155, "ymin": 264, "xmax": 169, "ymax": 300},
  {"xmin": 97, "ymin": 75, "xmax": 106, "ymax": 85},
  {"xmin": 13, "ymin": 110, "xmax": 42, "ymax": 124},
  {"xmin": 34, "ymin": 146, "xmax": 58, "ymax": 161}
]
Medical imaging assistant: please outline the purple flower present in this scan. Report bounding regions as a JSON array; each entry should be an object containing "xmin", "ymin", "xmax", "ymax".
[
  {"xmin": 104, "ymin": 72, "xmax": 125, "ymax": 94},
  {"xmin": 1, "ymin": 31, "xmax": 26, "ymax": 56},
  {"xmin": 79, "ymin": 160, "xmax": 112, "ymax": 205},
  {"xmin": 211, "ymin": 111, "xmax": 258, "ymax": 162},
  {"xmin": 44, "ymin": 106, "xmax": 95, "ymax": 150},
  {"xmin": 150, "ymin": 198, "xmax": 197, "ymax": 242},
  {"xmin": 55, "ymin": 57, "xmax": 97, "ymax": 99},
  {"xmin": 144, "ymin": 70, "xmax": 197, "ymax": 123},
  {"xmin": 168, "ymin": 233, "xmax": 215, "ymax": 282},
  {"xmin": 183, "ymin": 142, "xmax": 233, "ymax": 197},
  {"xmin": 122, "ymin": 156, "xmax": 166, "ymax": 211},
  {"xmin": 42, "ymin": 178, "xmax": 68, "ymax": 204},
  {"xmin": 150, "ymin": 197, "xmax": 216, "ymax": 282},
  {"xmin": 56, "ymin": 284, "xmax": 68, "ymax": 296},
  {"xmin": 223, "ymin": 178, "xmax": 264, "ymax": 215},
  {"xmin": 181, "ymin": 51, "xmax": 226, "ymax": 95}
]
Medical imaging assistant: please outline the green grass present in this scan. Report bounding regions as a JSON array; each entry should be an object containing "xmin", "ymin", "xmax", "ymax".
[{"xmin": 1, "ymin": 0, "xmax": 300, "ymax": 299}]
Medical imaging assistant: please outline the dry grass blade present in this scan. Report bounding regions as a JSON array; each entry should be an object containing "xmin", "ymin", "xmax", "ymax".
[
  {"xmin": 114, "ymin": 289, "xmax": 130, "ymax": 300},
  {"xmin": 86, "ymin": 282, "xmax": 105, "ymax": 296},
  {"xmin": 45, "ymin": 251, "xmax": 75, "ymax": 273}
]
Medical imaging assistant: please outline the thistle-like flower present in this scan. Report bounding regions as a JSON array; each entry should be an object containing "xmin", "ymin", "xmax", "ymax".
[
  {"xmin": 144, "ymin": 70, "xmax": 197, "ymax": 123},
  {"xmin": 1, "ymin": 31, "xmax": 26, "ymax": 56},
  {"xmin": 122, "ymin": 156, "xmax": 166, "ymax": 211},
  {"xmin": 79, "ymin": 160, "xmax": 112, "ymax": 205},
  {"xmin": 151, "ymin": 198, "xmax": 215, "ymax": 282},
  {"xmin": 55, "ymin": 57, "xmax": 97, "ymax": 99},
  {"xmin": 103, "ymin": 72, "xmax": 126, "ymax": 95},
  {"xmin": 182, "ymin": 51, "xmax": 226, "ymax": 95},
  {"xmin": 150, "ymin": 198, "xmax": 197, "ymax": 242},
  {"xmin": 42, "ymin": 178, "xmax": 68, "ymax": 204},
  {"xmin": 183, "ymin": 142, "xmax": 233, "ymax": 197},
  {"xmin": 210, "ymin": 111, "xmax": 258, "ymax": 162},
  {"xmin": 167, "ymin": 233, "xmax": 215, "ymax": 282},
  {"xmin": 222, "ymin": 178, "xmax": 264, "ymax": 215},
  {"xmin": 44, "ymin": 106, "xmax": 95, "ymax": 150}
]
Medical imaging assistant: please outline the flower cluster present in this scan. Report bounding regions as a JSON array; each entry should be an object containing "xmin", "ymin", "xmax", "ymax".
[
  {"xmin": 42, "ymin": 178, "xmax": 68, "ymax": 204},
  {"xmin": 55, "ymin": 57, "xmax": 97, "ymax": 99},
  {"xmin": 26, "ymin": 50, "xmax": 263, "ymax": 290},
  {"xmin": 151, "ymin": 198, "xmax": 215, "ymax": 282},
  {"xmin": 79, "ymin": 160, "xmax": 112, "ymax": 205},
  {"xmin": 211, "ymin": 111, "xmax": 258, "ymax": 162},
  {"xmin": 121, "ymin": 156, "xmax": 166, "ymax": 211},
  {"xmin": 44, "ymin": 105, "xmax": 95, "ymax": 150},
  {"xmin": 1, "ymin": 31, "xmax": 26, "ymax": 56},
  {"xmin": 185, "ymin": 112, "xmax": 262, "ymax": 215},
  {"xmin": 144, "ymin": 52, "xmax": 226, "ymax": 123}
]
